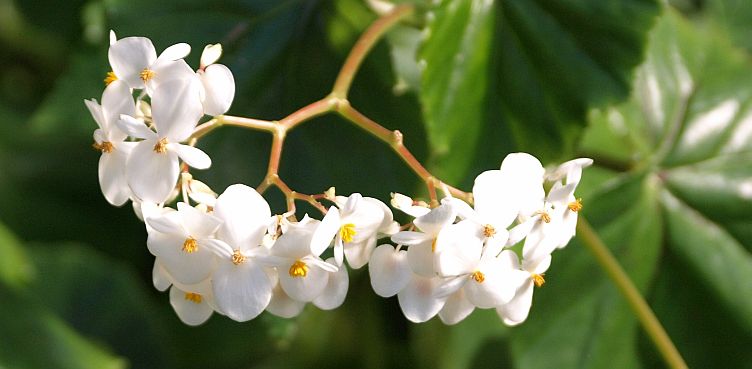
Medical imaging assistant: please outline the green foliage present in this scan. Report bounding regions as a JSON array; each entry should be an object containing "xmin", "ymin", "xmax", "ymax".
[{"xmin": 0, "ymin": 0, "xmax": 750, "ymax": 368}]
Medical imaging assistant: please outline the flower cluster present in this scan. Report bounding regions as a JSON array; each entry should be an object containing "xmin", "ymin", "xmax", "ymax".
[
  {"xmin": 87, "ymin": 32, "xmax": 234, "ymax": 206},
  {"xmin": 87, "ymin": 33, "xmax": 592, "ymax": 327}
]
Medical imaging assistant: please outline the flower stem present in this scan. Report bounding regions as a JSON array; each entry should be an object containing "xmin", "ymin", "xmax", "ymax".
[
  {"xmin": 330, "ymin": 4, "xmax": 414, "ymax": 99},
  {"xmin": 576, "ymin": 217, "xmax": 688, "ymax": 369}
]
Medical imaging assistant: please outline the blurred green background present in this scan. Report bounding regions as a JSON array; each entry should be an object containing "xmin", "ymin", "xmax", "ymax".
[{"xmin": 1, "ymin": 0, "xmax": 751, "ymax": 368}]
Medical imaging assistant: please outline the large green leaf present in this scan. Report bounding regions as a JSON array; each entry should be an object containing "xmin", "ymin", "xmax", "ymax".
[
  {"xmin": 578, "ymin": 9, "xmax": 752, "ymax": 367},
  {"xmin": 419, "ymin": 0, "xmax": 495, "ymax": 183},
  {"xmin": 0, "ymin": 221, "xmax": 33, "ymax": 288},
  {"xmin": 419, "ymin": 0, "xmax": 659, "ymax": 185}
]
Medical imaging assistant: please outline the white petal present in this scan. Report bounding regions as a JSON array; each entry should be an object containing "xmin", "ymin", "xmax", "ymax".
[
  {"xmin": 212, "ymin": 259, "xmax": 272, "ymax": 321},
  {"xmin": 473, "ymin": 170, "xmax": 519, "ymax": 228},
  {"xmin": 500, "ymin": 153, "xmax": 546, "ymax": 217},
  {"xmin": 176, "ymin": 202, "xmax": 221, "ymax": 238},
  {"xmin": 159, "ymin": 43, "xmax": 191, "ymax": 61},
  {"xmin": 200, "ymin": 64, "xmax": 235, "ymax": 116},
  {"xmin": 145, "ymin": 210, "xmax": 184, "ymax": 236},
  {"xmin": 146, "ymin": 59, "xmax": 197, "ymax": 98},
  {"xmin": 313, "ymin": 257, "xmax": 349, "ymax": 310},
  {"xmin": 214, "ymin": 184, "xmax": 271, "ymax": 251},
  {"xmin": 266, "ymin": 282, "xmax": 306, "ymax": 318},
  {"xmin": 310, "ymin": 206, "xmax": 340, "ymax": 255},
  {"xmin": 101, "ymin": 80, "xmax": 135, "ymax": 141},
  {"xmin": 391, "ymin": 231, "xmax": 432, "ymax": 246},
  {"xmin": 497, "ymin": 279, "xmax": 534, "ymax": 326},
  {"xmin": 406, "ymin": 241, "xmax": 435, "ymax": 277},
  {"xmin": 171, "ymin": 144, "xmax": 211, "ymax": 169},
  {"xmin": 109, "ymin": 30, "xmax": 117, "ymax": 45},
  {"xmin": 438, "ymin": 289, "xmax": 475, "ymax": 325},
  {"xmin": 279, "ymin": 262, "xmax": 329, "ymax": 302},
  {"xmin": 148, "ymin": 233, "xmax": 217, "ymax": 285},
  {"xmin": 108, "ymin": 36, "xmax": 156, "ymax": 88},
  {"xmin": 169, "ymin": 285, "xmax": 214, "ymax": 326},
  {"xmin": 397, "ymin": 275, "xmax": 446, "ymax": 323},
  {"xmin": 391, "ymin": 192, "xmax": 430, "ymax": 217},
  {"xmin": 85, "ymin": 99, "xmax": 105, "ymax": 130},
  {"xmin": 343, "ymin": 235, "xmax": 377, "ymax": 269},
  {"xmin": 434, "ymin": 221, "xmax": 482, "ymax": 277},
  {"xmin": 200, "ymin": 43, "xmax": 222, "ymax": 67},
  {"xmin": 369, "ymin": 244, "xmax": 411, "ymax": 297},
  {"xmin": 151, "ymin": 77, "xmax": 203, "ymax": 142},
  {"xmin": 464, "ymin": 258, "xmax": 521, "ymax": 308},
  {"xmin": 116, "ymin": 115, "xmax": 156, "ymax": 140},
  {"xmin": 126, "ymin": 141, "xmax": 180, "ymax": 203},
  {"xmin": 413, "ymin": 203, "xmax": 456, "ymax": 235},
  {"xmin": 98, "ymin": 146, "xmax": 132, "ymax": 206},
  {"xmin": 152, "ymin": 259, "xmax": 172, "ymax": 292},
  {"xmin": 271, "ymin": 222, "xmax": 317, "ymax": 259},
  {"xmin": 364, "ymin": 197, "xmax": 395, "ymax": 233}
]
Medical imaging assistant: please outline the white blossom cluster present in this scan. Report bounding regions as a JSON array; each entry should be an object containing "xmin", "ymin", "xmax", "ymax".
[{"xmin": 86, "ymin": 33, "xmax": 592, "ymax": 327}]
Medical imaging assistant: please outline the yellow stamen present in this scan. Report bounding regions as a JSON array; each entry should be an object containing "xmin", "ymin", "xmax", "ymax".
[
  {"xmin": 289, "ymin": 260, "xmax": 308, "ymax": 278},
  {"xmin": 339, "ymin": 223, "xmax": 356, "ymax": 243},
  {"xmin": 532, "ymin": 273, "xmax": 546, "ymax": 287},
  {"xmin": 431, "ymin": 238, "xmax": 437, "ymax": 253},
  {"xmin": 537, "ymin": 211, "xmax": 551, "ymax": 223},
  {"xmin": 182, "ymin": 237, "xmax": 198, "ymax": 253},
  {"xmin": 568, "ymin": 198, "xmax": 583, "ymax": 212},
  {"xmin": 184, "ymin": 292, "xmax": 203, "ymax": 304},
  {"xmin": 92, "ymin": 141, "xmax": 114, "ymax": 153},
  {"xmin": 471, "ymin": 271, "xmax": 485, "ymax": 283},
  {"xmin": 231, "ymin": 250, "xmax": 245, "ymax": 265},
  {"xmin": 140, "ymin": 68, "xmax": 155, "ymax": 82},
  {"xmin": 104, "ymin": 71, "xmax": 118, "ymax": 86},
  {"xmin": 153, "ymin": 138, "xmax": 168, "ymax": 153},
  {"xmin": 483, "ymin": 224, "xmax": 496, "ymax": 237}
]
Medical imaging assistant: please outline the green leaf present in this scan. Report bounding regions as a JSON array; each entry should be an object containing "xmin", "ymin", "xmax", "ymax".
[
  {"xmin": 419, "ymin": 0, "xmax": 495, "ymax": 183},
  {"xmin": 580, "ymin": 9, "xmax": 752, "ymax": 367},
  {"xmin": 0, "ymin": 221, "xmax": 34, "ymax": 288},
  {"xmin": 419, "ymin": 0, "xmax": 660, "ymax": 185},
  {"xmin": 492, "ymin": 0, "xmax": 660, "ymax": 164},
  {"xmin": 0, "ymin": 290, "xmax": 126, "ymax": 369}
]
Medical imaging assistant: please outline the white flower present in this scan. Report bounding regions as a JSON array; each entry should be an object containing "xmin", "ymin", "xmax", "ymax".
[
  {"xmin": 496, "ymin": 253, "xmax": 551, "ymax": 326},
  {"xmin": 207, "ymin": 184, "xmax": 275, "ymax": 322},
  {"xmin": 269, "ymin": 216, "xmax": 338, "ymax": 302},
  {"xmin": 391, "ymin": 201, "xmax": 457, "ymax": 277},
  {"xmin": 117, "ymin": 78, "xmax": 210, "ymax": 203},
  {"xmin": 311, "ymin": 193, "xmax": 393, "ymax": 268},
  {"xmin": 85, "ymin": 80, "xmax": 136, "ymax": 206},
  {"xmin": 434, "ymin": 221, "xmax": 521, "ymax": 309},
  {"xmin": 108, "ymin": 35, "xmax": 194, "ymax": 93},
  {"xmin": 145, "ymin": 202, "xmax": 221, "ymax": 285},
  {"xmin": 197, "ymin": 44, "xmax": 235, "ymax": 116},
  {"xmin": 168, "ymin": 279, "xmax": 216, "ymax": 326}
]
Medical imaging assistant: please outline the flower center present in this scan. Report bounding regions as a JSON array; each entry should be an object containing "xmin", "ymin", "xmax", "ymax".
[
  {"xmin": 104, "ymin": 71, "xmax": 118, "ymax": 86},
  {"xmin": 568, "ymin": 198, "xmax": 583, "ymax": 212},
  {"xmin": 182, "ymin": 237, "xmax": 198, "ymax": 253},
  {"xmin": 92, "ymin": 141, "xmax": 114, "ymax": 153},
  {"xmin": 184, "ymin": 292, "xmax": 203, "ymax": 304},
  {"xmin": 536, "ymin": 210, "xmax": 551, "ymax": 223},
  {"xmin": 289, "ymin": 260, "xmax": 308, "ymax": 278},
  {"xmin": 140, "ymin": 68, "xmax": 156, "ymax": 82},
  {"xmin": 339, "ymin": 223, "xmax": 356, "ymax": 243},
  {"xmin": 532, "ymin": 273, "xmax": 546, "ymax": 287},
  {"xmin": 153, "ymin": 138, "xmax": 168, "ymax": 153},
  {"xmin": 231, "ymin": 250, "xmax": 245, "ymax": 265},
  {"xmin": 471, "ymin": 271, "xmax": 485, "ymax": 283},
  {"xmin": 483, "ymin": 224, "xmax": 496, "ymax": 237}
]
